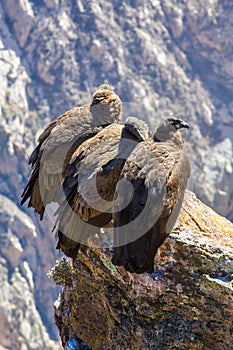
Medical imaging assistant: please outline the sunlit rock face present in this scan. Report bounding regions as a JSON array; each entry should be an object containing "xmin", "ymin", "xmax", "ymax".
[
  {"xmin": 0, "ymin": 126, "xmax": 61, "ymax": 348},
  {"xmin": 0, "ymin": 0, "xmax": 233, "ymax": 348},
  {"xmin": 52, "ymin": 192, "xmax": 233, "ymax": 350},
  {"xmin": 0, "ymin": 194, "xmax": 60, "ymax": 350}
]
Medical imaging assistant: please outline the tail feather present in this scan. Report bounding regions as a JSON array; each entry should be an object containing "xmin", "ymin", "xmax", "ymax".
[
  {"xmin": 56, "ymin": 230, "xmax": 80, "ymax": 260},
  {"xmin": 112, "ymin": 226, "xmax": 161, "ymax": 274}
]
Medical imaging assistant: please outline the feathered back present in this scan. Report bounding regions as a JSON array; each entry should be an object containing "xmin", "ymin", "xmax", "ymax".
[{"xmin": 112, "ymin": 116, "xmax": 190, "ymax": 273}]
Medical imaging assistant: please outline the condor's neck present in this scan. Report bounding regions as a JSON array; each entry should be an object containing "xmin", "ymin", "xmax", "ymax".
[
  {"xmin": 153, "ymin": 131, "xmax": 184, "ymax": 148},
  {"xmin": 90, "ymin": 102, "xmax": 122, "ymax": 125}
]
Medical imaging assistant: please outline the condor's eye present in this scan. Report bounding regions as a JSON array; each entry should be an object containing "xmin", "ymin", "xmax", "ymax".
[{"xmin": 91, "ymin": 96, "xmax": 106, "ymax": 105}]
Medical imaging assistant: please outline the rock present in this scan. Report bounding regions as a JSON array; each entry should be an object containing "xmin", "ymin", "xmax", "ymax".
[
  {"xmin": 199, "ymin": 137, "xmax": 233, "ymax": 218},
  {"xmin": 0, "ymin": 126, "xmax": 61, "ymax": 346},
  {"xmin": 0, "ymin": 256, "xmax": 60, "ymax": 350},
  {"xmin": 1, "ymin": 0, "xmax": 233, "ymax": 348},
  {"xmin": 0, "ymin": 194, "xmax": 61, "ymax": 349},
  {"xmin": 2, "ymin": 0, "xmax": 35, "ymax": 48},
  {"xmin": 42, "ymin": 0, "xmax": 59, "ymax": 10},
  {"xmin": 52, "ymin": 192, "xmax": 233, "ymax": 350}
]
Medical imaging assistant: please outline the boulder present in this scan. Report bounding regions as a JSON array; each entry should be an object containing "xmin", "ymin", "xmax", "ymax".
[{"xmin": 51, "ymin": 191, "xmax": 233, "ymax": 349}]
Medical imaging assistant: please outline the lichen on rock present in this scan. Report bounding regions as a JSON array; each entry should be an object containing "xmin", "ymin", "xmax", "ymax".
[
  {"xmin": 48, "ymin": 258, "xmax": 75, "ymax": 287},
  {"xmin": 53, "ymin": 192, "xmax": 233, "ymax": 350}
]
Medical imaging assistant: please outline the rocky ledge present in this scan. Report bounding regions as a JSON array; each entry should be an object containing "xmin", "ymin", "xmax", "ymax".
[{"xmin": 50, "ymin": 191, "xmax": 233, "ymax": 349}]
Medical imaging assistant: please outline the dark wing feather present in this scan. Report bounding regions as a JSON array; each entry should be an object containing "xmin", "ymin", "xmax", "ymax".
[
  {"xmin": 29, "ymin": 113, "xmax": 67, "ymax": 165},
  {"xmin": 165, "ymin": 151, "xmax": 190, "ymax": 232},
  {"xmin": 112, "ymin": 137, "xmax": 190, "ymax": 273},
  {"xmin": 21, "ymin": 111, "xmax": 104, "ymax": 219},
  {"xmin": 55, "ymin": 121, "xmax": 148, "ymax": 259},
  {"xmin": 55, "ymin": 125, "xmax": 126, "ymax": 256},
  {"xmin": 21, "ymin": 87, "xmax": 122, "ymax": 219}
]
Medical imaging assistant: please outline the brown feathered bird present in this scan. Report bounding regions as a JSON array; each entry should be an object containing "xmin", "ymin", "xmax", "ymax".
[
  {"xmin": 55, "ymin": 117, "xmax": 149, "ymax": 259},
  {"xmin": 112, "ymin": 116, "xmax": 190, "ymax": 274},
  {"xmin": 21, "ymin": 85, "xmax": 122, "ymax": 219}
]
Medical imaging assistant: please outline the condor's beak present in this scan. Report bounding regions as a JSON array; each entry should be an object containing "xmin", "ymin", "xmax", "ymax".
[{"xmin": 179, "ymin": 120, "xmax": 190, "ymax": 129}]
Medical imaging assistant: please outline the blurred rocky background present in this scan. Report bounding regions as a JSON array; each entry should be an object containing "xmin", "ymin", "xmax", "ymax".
[{"xmin": 0, "ymin": 0, "xmax": 232, "ymax": 349}]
